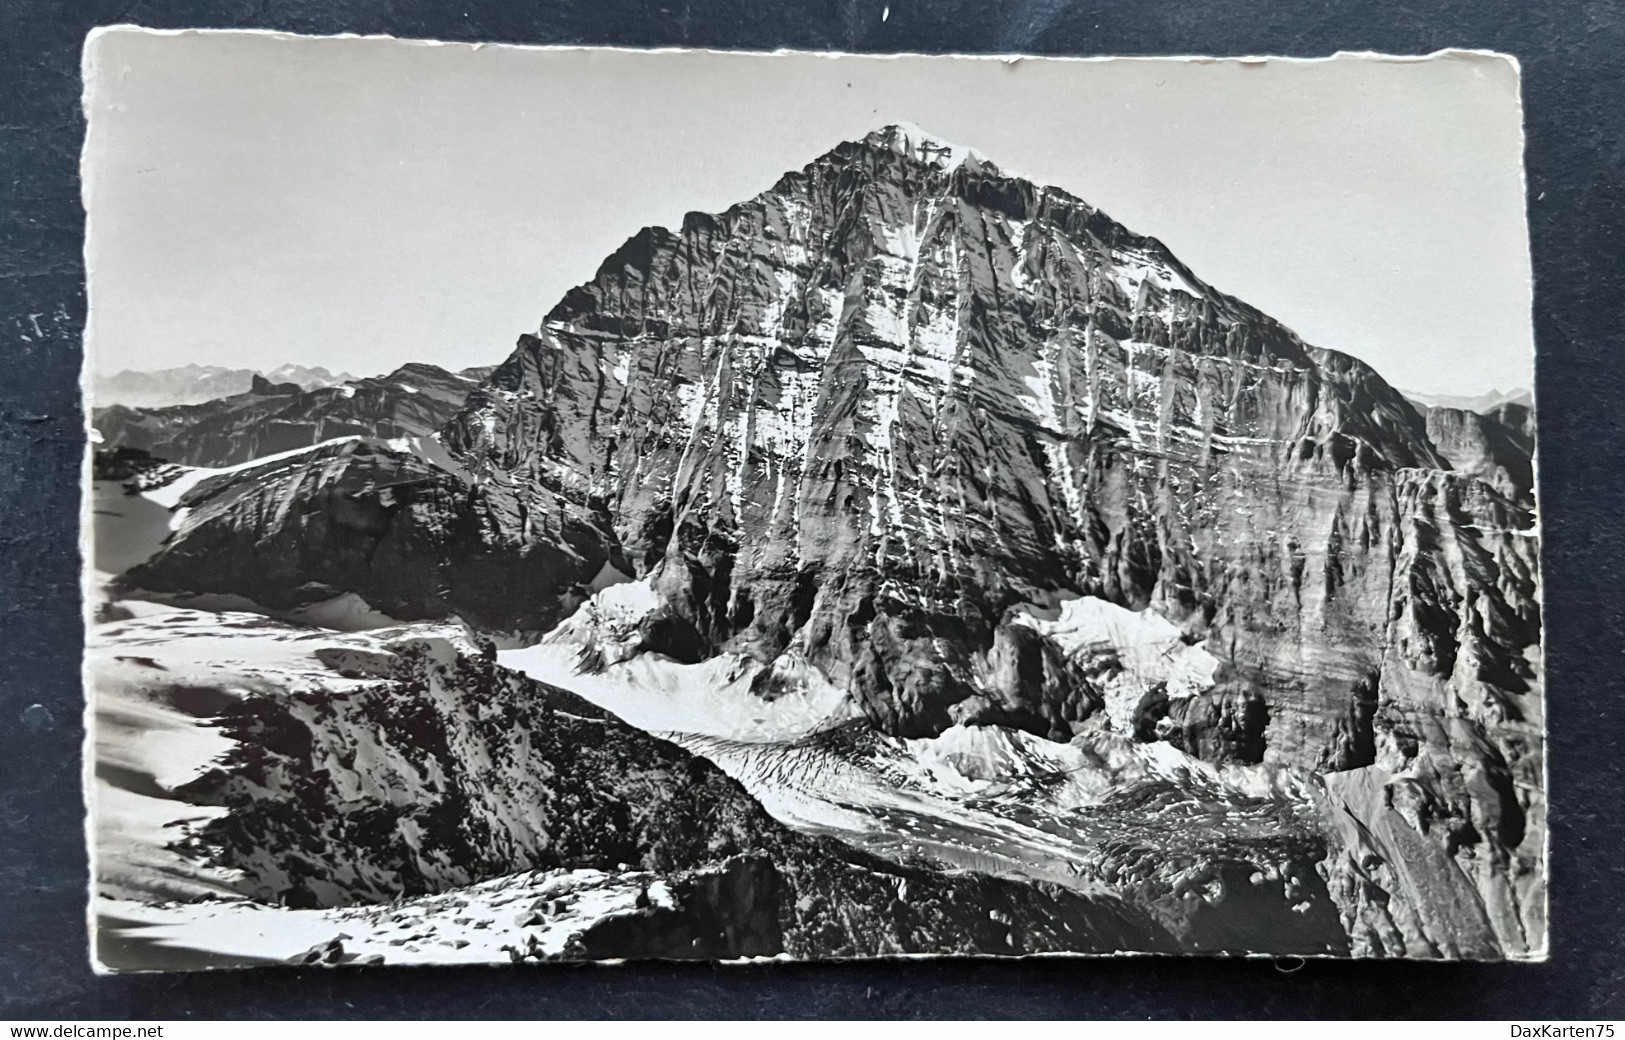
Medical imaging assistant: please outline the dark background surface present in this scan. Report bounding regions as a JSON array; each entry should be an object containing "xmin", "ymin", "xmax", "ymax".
[{"xmin": 3, "ymin": 0, "xmax": 1621, "ymax": 1020}]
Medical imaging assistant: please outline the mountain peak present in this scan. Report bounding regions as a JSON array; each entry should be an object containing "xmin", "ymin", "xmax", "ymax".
[{"xmin": 861, "ymin": 122, "xmax": 986, "ymax": 171}]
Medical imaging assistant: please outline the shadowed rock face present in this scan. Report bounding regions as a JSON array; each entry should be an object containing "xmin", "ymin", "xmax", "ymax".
[
  {"xmin": 119, "ymin": 438, "xmax": 624, "ymax": 633},
  {"xmin": 1422, "ymin": 405, "xmax": 1535, "ymax": 502},
  {"xmin": 95, "ymin": 363, "xmax": 492, "ymax": 468},
  {"xmin": 1483, "ymin": 401, "xmax": 1534, "ymax": 446}
]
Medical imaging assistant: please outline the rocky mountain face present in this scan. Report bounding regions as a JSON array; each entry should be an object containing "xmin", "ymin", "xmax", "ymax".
[
  {"xmin": 94, "ymin": 363, "xmax": 490, "ymax": 468},
  {"xmin": 93, "ymin": 363, "xmax": 357, "ymax": 409},
  {"xmin": 118, "ymin": 438, "xmax": 620, "ymax": 632},
  {"xmin": 1485, "ymin": 401, "xmax": 1536, "ymax": 448},
  {"xmin": 438, "ymin": 124, "xmax": 1543, "ymax": 956},
  {"xmin": 119, "ymin": 125, "xmax": 1544, "ymax": 959},
  {"xmin": 1420, "ymin": 404, "xmax": 1535, "ymax": 502}
]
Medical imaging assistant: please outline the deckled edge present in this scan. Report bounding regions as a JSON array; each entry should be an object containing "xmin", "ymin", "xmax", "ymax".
[
  {"xmin": 74, "ymin": 25, "xmax": 1538, "ymax": 968},
  {"xmin": 1512, "ymin": 53, "xmax": 1552, "ymax": 965},
  {"xmin": 79, "ymin": 27, "xmax": 106, "ymax": 975},
  {"xmin": 81, "ymin": 25, "xmax": 1517, "ymax": 68}
]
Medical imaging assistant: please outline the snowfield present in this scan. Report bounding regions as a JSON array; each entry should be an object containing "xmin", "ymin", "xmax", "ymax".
[{"xmin": 99, "ymin": 868, "xmax": 683, "ymax": 970}]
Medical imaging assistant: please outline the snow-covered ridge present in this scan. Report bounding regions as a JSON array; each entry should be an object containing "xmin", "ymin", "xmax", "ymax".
[{"xmin": 99, "ymin": 868, "xmax": 680, "ymax": 968}]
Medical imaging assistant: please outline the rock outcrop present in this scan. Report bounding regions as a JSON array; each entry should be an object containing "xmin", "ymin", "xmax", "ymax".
[
  {"xmin": 440, "ymin": 125, "xmax": 1534, "ymax": 746},
  {"xmin": 438, "ymin": 125, "xmax": 1544, "ymax": 956},
  {"xmin": 1422, "ymin": 405, "xmax": 1534, "ymax": 502},
  {"xmin": 120, "ymin": 438, "xmax": 620, "ymax": 633}
]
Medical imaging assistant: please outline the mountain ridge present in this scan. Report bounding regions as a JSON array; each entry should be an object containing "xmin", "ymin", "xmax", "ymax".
[
  {"xmin": 94, "ymin": 362, "xmax": 497, "ymax": 468},
  {"xmin": 92, "ymin": 363, "xmax": 360, "ymax": 409}
]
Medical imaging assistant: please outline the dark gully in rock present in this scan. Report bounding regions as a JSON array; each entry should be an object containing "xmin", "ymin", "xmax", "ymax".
[{"xmin": 89, "ymin": 123, "xmax": 1544, "ymax": 967}]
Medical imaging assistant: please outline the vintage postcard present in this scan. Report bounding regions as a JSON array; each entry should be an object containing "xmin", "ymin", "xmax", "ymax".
[{"xmin": 82, "ymin": 29, "xmax": 1543, "ymax": 969}]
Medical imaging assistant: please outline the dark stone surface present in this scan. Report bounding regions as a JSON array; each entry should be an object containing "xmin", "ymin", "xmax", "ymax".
[
  {"xmin": 116, "ymin": 439, "xmax": 621, "ymax": 632},
  {"xmin": 3, "ymin": 0, "xmax": 1622, "ymax": 1020}
]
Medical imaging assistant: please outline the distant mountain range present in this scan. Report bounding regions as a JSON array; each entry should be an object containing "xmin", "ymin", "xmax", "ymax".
[
  {"xmin": 93, "ymin": 363, "xmax": 498, "ymax": 467},
  {"xmin": 1403, "ymin": 386, "xmax": 1533, "ymax": 414},
  {"xmin": 92, "ymin": 363, "xmax": 359, "ymax": 408}
]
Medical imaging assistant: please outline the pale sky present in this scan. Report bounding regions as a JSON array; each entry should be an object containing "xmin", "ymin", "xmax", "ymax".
[{"xmin": 83, "ymin": 30, "xmax": 1534, "ymax": 396}]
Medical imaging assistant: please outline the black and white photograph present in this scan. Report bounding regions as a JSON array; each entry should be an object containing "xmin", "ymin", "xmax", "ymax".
[{"xmin": 81, "ymin": 30, "xmax": 1544, "ymax": 970}]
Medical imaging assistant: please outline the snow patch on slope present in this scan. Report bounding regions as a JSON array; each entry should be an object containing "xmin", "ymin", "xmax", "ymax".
[
  {"xmin": 499, "ymin": 579, "xmax": 851, "ymax": 742},
  {"xmin": 1012, "ymin": 595, "xmax": 1220, "ymax": 734},
  {"xmin": 98, "ymin": 868, "xmax": 678, "ymax": 970},
  {"xmin": 89, "ymin": 605, "xmax": 414, "ymax": 904}
]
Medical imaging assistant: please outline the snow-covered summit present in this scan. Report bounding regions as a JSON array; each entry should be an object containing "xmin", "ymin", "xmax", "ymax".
[{"xmin": 861, "ymin": 122, "xmax": 988, "ymax": 171}]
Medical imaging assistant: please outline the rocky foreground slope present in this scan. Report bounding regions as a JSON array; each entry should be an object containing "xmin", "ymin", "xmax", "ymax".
[
  {"xmin": 90, "ymin": 605, "xmax": 1178, "ymax": 966},
  {"xmin": 109, "ymin": 125, "xmax": 1544, "ymax": 959}
]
